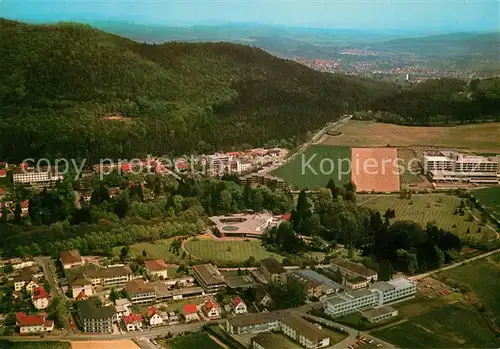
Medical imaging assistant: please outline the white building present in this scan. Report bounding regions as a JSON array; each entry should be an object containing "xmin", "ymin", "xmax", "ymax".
[
  {"xmin": 123, "ymin": 313, "xmax": 143, "ymax": 331},
  {"xmin": 362, "ymin": 306, "xmax": 399, "ymax": 323},
  {"xmin": 31, "ymin": 287, "xmax": 50, "ymax": 310},
  {"xmin": 71, "ymin": 279, "xmax": 93, "ymax": 299},
  {"xmin": 144, "ymin": 259, "xmax": 169, "ymax": 279},
  {"xmin": 423, "ymin": 151, "xmax": 499, "ymax": 184},
  {"xmin": 16, "ymin": 313, "xmax": 53, "ymax": 335},
  {"xmin": 114, "ymin": 298, "xmax": 132, "ymax": 322},
  {"xmin": 232, "ymin": 297, "xmax": 248, "ymax": 315},
  {"xmin": 147, "ymin": 307, "xmax": 164, "ymax": 326},
  {"xmin": 323, "ymin": 278, "xmax": 416, "ymax": 318},
  {"xmin": 13, "ymin": 168, "xmax": 64, "ymax": 187}
]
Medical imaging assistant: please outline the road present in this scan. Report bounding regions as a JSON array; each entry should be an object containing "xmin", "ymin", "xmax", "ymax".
[
  {"xmin": 262, "ymin": 115, "xmax": 352, "ymax": 175},
  {"xmin": 409, "ymin": 246, "xmax": 500, "ymax": 281},
  {"xmin": 34, "ymin": 256, "xmax": 72, "ymax": 336}
]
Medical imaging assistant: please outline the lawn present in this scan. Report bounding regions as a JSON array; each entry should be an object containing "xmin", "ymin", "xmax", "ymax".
[
  {"xmin": 271, "ymin": 145, "xmax": 351, "ymax": 189},
  {"xmin": 112, "ymin": 237, "xmax": 186, "ymax": 264},
  {"xmin": 437, "ymin": 254, "xmax": 500, "ymax": 327},
  {"xmin": 358, "ymin": 194, "xmax": 498, "ymax": 241},
  {"xmin": 397, "ymin": 148, "xmax": 424, "ymax": 186},
  {"xmin": 0, "ymin": 342, "xmax": 70, "ymax": 349},
  {"xmin": 371, "ymin": 304, "xmax": 499, "ymax": 348},
  {"xmin": 473, "ymin": 187, "xmax": 500, "ymax": 221},
  {"xmin": 161, "ymin": 332, "xmax": 222, "ymax": 349},
  {"xmin": 321, "ymin": 120, "xmax": 500, "ymax": 153},
  {"xmin": 184, "ymin": 239, "xmax": 283, "ymax": 264}
]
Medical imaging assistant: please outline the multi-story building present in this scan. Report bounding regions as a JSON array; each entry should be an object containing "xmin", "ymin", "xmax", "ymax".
[
  {"xmin": 77, "ymin": 299, "xmax": 115, "ymax": 333},
  {"xmin": 60, "ymin": 250, "xmax": 85, "ymax": 270},
  {"xmin": 330, "ymin": 257, "xmax": 378, "ymax": 288},
  {"xmin": 295, "ymin": 270, "xmax": 342, "ymax": 296},
  {"xmin": 68, "ymin": 264, "xmax": 133, "ymax": 290},
  {"xmin": 14, "ymin": 272, "xmax": 39, "ymax": 292},
  {"xmin": 227, "ymin": 311, "xmax": 330, "ymax": 349},
  {"xmin": 207, "ymin": 154, "xmax": 231, "ymax": 173},
  {"xmin": 259, "ymin": 257, "xmax": 287, "ymax": 285},
  {"xmin": 124, "ymin": 279, "xmax": 156, "ymax": 305},
  {"xmin": 423, "ymin": 151, "xmax": 499, "ymax": 184},
  {"xmin": 71, "ymin": 278, "xmax": 94, "ymax": 299},
  {"xmin": 145, "ymin": 259, "xmax": 169, "ymax": 279},
  {"xmin": 323, "ymin": 278, "xmax": 416, "ymax": 318},
  {"xmin": 288, "ymin": 272, "xmax": 323, "ymax": 299},
  {"xmin": 16, "ymin": 312, "xmax": 53, "ymax": 335},
  {"xmin": 192, "ymin": 264, "xmax": 226, "ymax": 294},
  {"xmin": 13, "ymin": 168, "xmax": 64, "ymax": 188}
]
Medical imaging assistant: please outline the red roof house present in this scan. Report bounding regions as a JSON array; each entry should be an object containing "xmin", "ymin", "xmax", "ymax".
[
  {"xmin": 16, "ymin": 312, "xmax": 53, "ymax": 334},
  {"xmin": 182, "ymin": 303, "xmax": 199, "ymax": 322},
  {"xmin": 0, "ymin": 169, "xmax": 6, "ymax": 178},
  {"xmin": 202, "ymin": 298, "xmax": 220, "ymax": 320},
  {"xmin": 32, "ymin": 287, "xmax": 49, "ymax": 301},
  {"xmin": 123, "ymin": 313, "xmax": 143, "ymax": 331},
  {"xmin": 0, "ymin": 188, "xmax": 5, "ymax": 195},
  {"xmin": 232, "ymin": 296, "xmax": 247, "ymax": 314},
  {"xmin": 147, "ymin": 306, "xmax": 159, "ymax": 317},
  {"xmin": 184, "ymin": 304, "xmax": 197, "ymax": 314},
  {"xmin": 281, "ymin": 212, "xmax": 292, "ymax": 222}
]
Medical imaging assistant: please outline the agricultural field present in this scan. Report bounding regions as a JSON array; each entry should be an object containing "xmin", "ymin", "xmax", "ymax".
[
  {"xmin": 112, "ymin": 237, "xmax": 186, "ymax": 265},
  {"xmin": 184, "ymin": 239, "xmax": 283, "ymax": 264},
  {"xmin": 161, "ymin": 332, "xmax": 223, "ymax": 349},
  {"xmin": 371, "ymin": 304, "xmax": 499, "ymax": 348},
  {"xmin": 437, "ymin": 254, "xmax": 500, "ymax": 327},
  {"xmin": 397, "ymin": 148, "xmax": 424, "ymax": 186},
  {"xmin": 271, "ymin": 145, "xmax": 351, "ymax": 189},
  {"xmin": 321, "ymin": 120, "xmax": 500, "ymax": 153},
  {"xmin": 473, "ymin": 187, "xmax": 500, "ymax": 220},
  {"xmin": 358, "ymin": 194, "xmax": 498, "ymax": 241}
]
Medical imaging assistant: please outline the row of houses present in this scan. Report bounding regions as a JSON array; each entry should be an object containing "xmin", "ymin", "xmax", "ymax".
[{"xmin": 226, "ymin": 311, "xmax": 331, "ymax": 349}]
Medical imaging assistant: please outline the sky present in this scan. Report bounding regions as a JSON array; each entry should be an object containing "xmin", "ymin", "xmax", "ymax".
[{"xmin": 1, "ymin": 0, "xmax": 499, "ymax": 32}]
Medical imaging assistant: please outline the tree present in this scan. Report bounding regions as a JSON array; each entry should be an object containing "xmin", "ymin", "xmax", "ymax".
[
  {"xmin": 170, "ymin": 239, "xmax": 182, "ymax": 256},
  {"xmin": 4, "ymin": 264, "xmax": 14, "ymax": 273},
  {"xmin": 120, "ymin": 246, "xmax": 130, "ymax": 263},
  {"xmin": 326, "ymin": 179, "xmax": 339, "ymax": 200},
  {"xmin": 142, "ymin": 249, "xmax": 148, "ymax": 258}
]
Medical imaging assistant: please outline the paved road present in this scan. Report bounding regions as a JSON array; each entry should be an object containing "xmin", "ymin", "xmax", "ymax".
[
  {"xmin": 34, "ymin": 256, "xmax": 72, "ymax": 336},
  {"xmin": 409, "ymin": 246, "xmax": 500, "ymax": 281}
]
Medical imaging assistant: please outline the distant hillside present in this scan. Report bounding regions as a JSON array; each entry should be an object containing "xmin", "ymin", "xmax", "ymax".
[
  {"xmin": 0, "ymin": 19, "xmax": 395, "ymax": 162},
  {"xmin": 364, "ymin": 32, "xmax": 500, "ymax": 60}
]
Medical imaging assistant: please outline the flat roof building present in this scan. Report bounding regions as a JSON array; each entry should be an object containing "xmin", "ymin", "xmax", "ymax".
[
  {"xmin": 362, "ymin": 306, "xmax": 398, "ymax": 323},
  {"xmin": 192, "ymin": 264, "xmax": 226, "ymax": 294},
  {"xmin": 209, "ymin": 213, "xmax": 275, "ymax": 238}
]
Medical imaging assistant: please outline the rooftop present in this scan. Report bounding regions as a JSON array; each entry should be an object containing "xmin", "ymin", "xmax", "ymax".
[
  {"xmin": 16, "ymin": 312, "xmax": 46, "ymax": 326},
  {"xmin": 387, "ymin": 278, "xmax": 416, "ymax": 290},
  {"xmin": 362, "ymin": 305, "xmax": 398, "ymax": 320},
  {"xmin": 298, "ymin": 270, "xmax": 342, "ymax": 290},
  {"xmin": 77, "ymin": 299, "xmax": 115, "ymax": 320},
  {"xmin": 252, "ymin": 333, "xmax": 296, "ymax": 349},
  {"xmin": 331, "ymin": 257, "xmax": 377, "ymax": 278},
  {"xmin": 144, "ymin": 259, "xmax": 169, "ymax": 272},
  {"xmin": 281, "ymin": 314, "xmax": 328, "ymax": 343},
  {"xmin": 259, "ymin": 257, "xmax": 286, "ymax": 275},
  {"xmin": 60, "ymin": 250, "xmax": 83, "ymax": 265},
  {"xmin": 289, "ymin": 272, "xmax": 322, "ymax": 288},
  {"xmin": 183, "ymin": 304, "xmax": 197, "ymax": 315},
  {"xmin": 228, "ymin": 311, "xmax": 285, "ymax": 328},
  {"xmin": 345, "ymin": 288, "xmax": 375, "ymax": 299},
  {"xmin": 370, "ymin": 281, "xmax": 395, "ymax": 293},
  {"xmin": 124, "ymin": 279, "xmax": 155, "ymax": 295},
  {"xmin": 32, "ymin": 287, "xmax": 49, "ymax": 301},
  {"xmin": 192, "ymin": 264, "xmax": 225, "ymax": 286},
  {"xmin": 208, "ymin": 213, "xmax": 274, "ymax": 236}
]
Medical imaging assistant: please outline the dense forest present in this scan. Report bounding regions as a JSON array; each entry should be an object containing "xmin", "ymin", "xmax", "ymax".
[
  {"xmin": 1, "ymin": 19, "xmax": 499, "ymax": 163},
  {"xmin": 0, "ymin": 19, "xmax": 393, "ymax": 162}
]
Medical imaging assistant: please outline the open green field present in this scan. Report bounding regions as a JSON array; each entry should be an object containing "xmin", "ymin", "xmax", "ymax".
[
  {"xmin": 0, "ymin": 342, "xmax": 70, "ymax": 349},
  {"xmin": 112, "ymin": 237, "xmax": 186, "ymax": 264},
  {"xmin": 271, "ymin": 145, "xmax": 351, "ymax": 189},
  {"xmin": 372, "ymin": 304, "xmax": 499, "ymax": 348},
  {"xmin": 184, "ymin": 239, "xmax": 283, "ymax": 263},
  {"xmin": 397, "ymin": 148, "xmax": 424, "ymax": 186},
  {"xmin": 321, "ymin": 120, "xmax": 500, "ymax": 153},
  {"xmin": 358, "ymin": 194, "xmax": 498, "ymax": 241},
  {"xmin": 437, "ymin": 254, "xmax": 500, "ymax": 327},
  {"xmin": 161, "ymin": 332, "xmax": 222, "ymax": 349},
  {"xmin": 473, "ymin": 187, "xmax": 500, "ymax": 220}
]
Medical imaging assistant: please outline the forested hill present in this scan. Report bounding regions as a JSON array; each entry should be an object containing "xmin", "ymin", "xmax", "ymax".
[{"xmin": 0, "ymin": 19, "xmax": 395, "ymax": 162}]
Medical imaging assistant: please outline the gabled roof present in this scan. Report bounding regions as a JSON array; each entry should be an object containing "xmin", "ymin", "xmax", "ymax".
[
  {"xmin": 32, "ymin": 287, "xmax": 49, "ymax": 301},
  {"xmin": 75, "ymin": 290, "xmax": 89, "ymax": 301},
  {"xmin": 192, "ymin": 264, "xmax": 225, "ymax": 286},
  {"xmin": 16, "ymin": 312, "xmax": 46, "ymax": 326},
  {"xmin": 203, "ymin": 298, "xmax": 219, "ymax": 313},
  {"xmin": 232, "ymin": 296, "xmax": 245, "ymax": 306},
  {"xmin": 183, "ymin": 304, "xmax": 197, "ymax": 314},
  {"xmin": 259, "ymin": 257, "xmax": 286, "ymax": 275},
  {"xmin": 144, "ymin": 259, "xmax": 169, "ymax": 272},
  {"xmin": 72, "ymin": 278, "xmax": 92, "ymax": 287},
  {"xmin": 147, "ymin": 306, "xmax": 160, "ymax": 317},
  {"xmin": 123, "ymin": 313, "xmax": 143, "ymax": 324},
  {"xmin": 124, "ymin": 279, "xmax": 155, "ymax": 296},
  {"xmin": 60, "ymin": 250, "xmax": 83, "ymax": 265}
]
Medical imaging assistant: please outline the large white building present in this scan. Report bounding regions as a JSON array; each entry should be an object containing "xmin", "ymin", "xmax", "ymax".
[
  {"xmin": 423, "ymin": 151, "xmax": 499, "ymax": 184},
  {"xmin": 323, "ymin": 278, "xmax": 416, "ymax": 318},
  {"xmin": 13, "ymin": 168, "xmax": 64, "ymax": 187}
]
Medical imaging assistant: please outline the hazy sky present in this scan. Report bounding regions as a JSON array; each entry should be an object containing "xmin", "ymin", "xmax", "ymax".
[{"xmin": 2, "ymin": 0, "xmax": 499, "ymax": 32}]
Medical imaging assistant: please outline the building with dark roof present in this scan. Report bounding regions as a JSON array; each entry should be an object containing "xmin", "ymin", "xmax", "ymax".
[
  {"xmin": 252, "ymin": 333, "xmax": 293, "ymax": 349},
  {"xmin": 192, "ymin": 264, "xmax": 226, "ymax": 294},
  {"xmin": 77, "ymin": 299, "xmax": 115, "ymax": 333},
  {"xmin": 124, "ymin": 279, "xmax": 156, "ymax": 305},
  {"xmin": 330, "ymin": 257, "xmax": 377, "ymax": 288},
  {"xmin": 258, "ymin": 257, "xmax": 287, "ymax": 284}
]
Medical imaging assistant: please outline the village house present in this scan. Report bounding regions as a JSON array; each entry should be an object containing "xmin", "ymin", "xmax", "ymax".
[
  {"xmin": 31, "ymin": 286, "xmax": 50, "ymax": 310},
  {"xmin": 145, "ymin": 259, "xmax": 169, "ymax": 279},
  {"xmin": 123, "ymin": 313, "xmax": 143, "ymax": 331},
  {"xmin": 114, "ymin": 298, "xmax": 132, "ymax": 322},
  {"xmin": 232, "ymin": 296, "xmax": 248, "ymax": 315},
  {"xmin": 16, "ymin": 312, "xmax": 54, "ymax": 335},
  {"xmin": 147, "ymin": 306, "xmax": 164, "ymax": 326},
  {"xmin": 14, "ymin": 271, "xmax": 39, "ymax": 293},
  {"xmin": 255, "ymin": 290, "xmax": 272, "ymax": 309},
  {"xmin": 202, "ymin": 297, "xmax": 221, "ymax": 320},
  {"xmin": 259, "ymin": 257, "xmax": 287, "ymax": 284},
  {"xmin": 181, "ymin": 304, "xmax": 199, "ymax": 323},
  {"xmin": 8, "ymin": 258, "xmax": 35, "ymax": 270},
  {"xmin": 71, "ymin": 278, "xmax": 93, "ymax": 299},
  {"xmin": 60, "ymin": 250, "xmax": 85, "ymax": 269}
]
